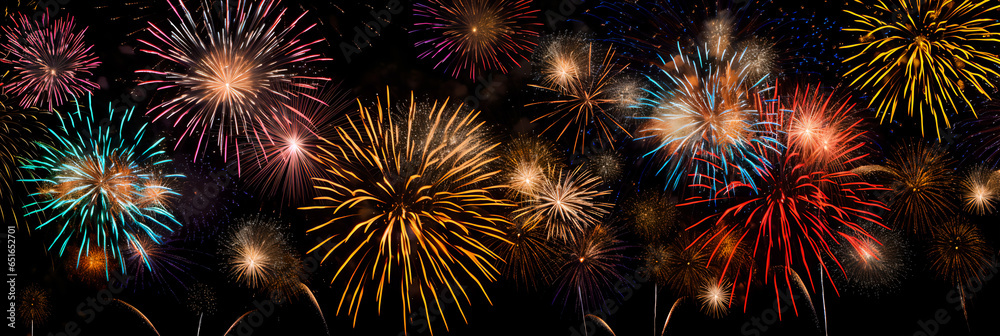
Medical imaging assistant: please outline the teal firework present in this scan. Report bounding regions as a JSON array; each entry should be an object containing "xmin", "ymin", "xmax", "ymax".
[{"xmin": 20, "ymin": 96, "xmax": 183, "ymax": 277}]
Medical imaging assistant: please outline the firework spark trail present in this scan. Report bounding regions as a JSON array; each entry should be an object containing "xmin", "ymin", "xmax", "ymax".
[
  {"xmin": 585, "ymin": 314, "xmax": 617, "ymax": 336},
  {"xmin": 842, "ymin": 0, "xmax": 1000, "ymax": 139},
  {"xmin": 1, "ymin": 11, "xmax": 101, "ymax": 109},
  {"xmin": 223, "ymin": 310, "xmax": 256, "ymax": 336},
  {"xmin": 112, "ymin": 299, "xmax": 161, "ymax": 336},
  {"xmin": 20, "ymin": 96, "xmax": 184, "ymax": 276},
  {"xmin": 413, "ymin": 0, "xmax": 541, "ymax": 79},
  {"xmin": 298, "ymin": 282, "xmax": 330, "ymax": 336},
  {"xmin": 660, "ymin": 297, "xmax": 684, "ymax": 336},
  {"xmin": 137, "ymin": 0, "xmax": 331, "ymax": 170}
]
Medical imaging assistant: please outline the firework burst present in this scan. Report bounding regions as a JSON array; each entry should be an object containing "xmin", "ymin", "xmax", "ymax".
[
  {"xmin": 137, "ymin": 0, "xmax": 331, "ymax": 168},
  {"xmin": 20, "ymin": 284, "xmax": 51, "ymax": 329},
  {"xmin": 221, "ymin": 217, "xmax": 298, "ymax": 291},
  {"xmin": 624, "ymin": 190, "xmax": 679, "ymax": 243},
  {"xmin": 682, "ymin": 90, "xmax": 889, "ymax": 311},
  {"xmin": 554, "ymin": 223, "xmax": 629, "ymax": 313},
  {"xmin": 961, "ymin": 165, "xmax": 1000, "ymax": 215},
  {"xmin": 842, "ymin": 0, "xmax": 1000, "ymax": 139},
  {"xmin": 836, "ymin": 225, "xmax": 909, "ymax": 296},
  {"xmin": 20, "ymin": 96, "xmax": 184, "ymax": 276},
  {"xmin": 528, "ymin": 35, "xmax": 632, "ymax": 153},
  {"xmin": 242, "ymin": 83, "xmax": 352, "ymax": 204},
  {"xmin": 867, "ymin": 141, "xmax": 957, "ymax": 233},
  {"xmin": 697, "ymin": 278, "xmax": 732, "ymax": 319},
  {"xmin": 124, "ymin": 236, "xmax": 197, "ymax": 294},
  {"xmin": 491, "ymin": 215, "xmax": 559, "ymax": 290},
  {"xmin": 636, "ymin": 45, "xmax": 777, "ymax": 191},
  {"xmin": 301, "ymin": 90, "xmax": 509, "ymax": 334},
  {"xmin": 514, "ymin": 166, "xmax": 613, "ymax": 242},
  {"xmin": 496, "ymin": 135, "xmax": 564, "ymax": 199},
  {"xmin": 412, "ymin": 0, "xmax": 541, "ymax": 79},
  {"xmin": 662, "ymin": 233, "xmax": 716, "ymax": 297},
  {"xmin": 1, "ymin": 11, "xmax": 101, "ymax": 109},
  {"xmin": 929, "ymin": 219, "xmax": 992, "ymax": 287}
]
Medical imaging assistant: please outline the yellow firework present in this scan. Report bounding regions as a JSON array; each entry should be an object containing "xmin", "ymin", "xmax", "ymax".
[
  {"xmin": 302, "ymin": 90, "xmax": 509, "ymax": 334},
  {"xmin": 842, "ymin": 0, "xmax": 1000, "ymax": 139},
  {"xmin": 960, "ymin": 166, "xmax": 1000, "ymax": 215},
  {"xmin": 697, "ymin": 278, "xmax": 732, "ymax": 319},
  {"xmin": 928, "ymin": 219, "xmax": 991, "ymax": 286},
  {"xmin": 514, "ymin": 166, "xmax": 613, "ymax": 242}
]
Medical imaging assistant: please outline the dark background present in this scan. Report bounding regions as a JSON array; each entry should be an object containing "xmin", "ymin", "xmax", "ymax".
[{"xmin": 6, "ymin": 0, "xmax": 999, "ymax": 336}]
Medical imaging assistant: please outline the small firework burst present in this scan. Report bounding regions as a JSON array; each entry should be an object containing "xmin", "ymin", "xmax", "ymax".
[
  {"xmin": 698, "ymin": 278, "xmax": 732, "ymax": 318},
  {"xmin": 514, "ymin": 166, "xmax": 613, "ymax": 242},
  {"xmin": 66, "ymin": 246, "xmax": 110, "ymax": 285},
  {"xmin": 496, "ymin": 135, "xmax": 564, "ymax": 199},
  {"xmin": 20, "ymin": 284, "xmax": 51, "ymax": 327},
  {"xmin": 702, "ymin": 11, "xmax": 736, "ymax": 58},
  {"xmin": 185, "ymin": 283, "xmax": 218, "ymax": 316},
  {"xmin": 242, "ymin": 83, "xmax": 352, "ymax": 204},
  {"xmin": 554, "ymin": 223, "xmax": 629, "ymax": 312},
  {"xmin": 412, "ymin": 0, "xmax": 541, "ymax": 79},
  {"xmin": 624, "ymin": 190, "xmax": 679, "ymax": 242},
  {"xmin": 736, "ymin": 38, "xmax": 777, "ymax": 84},
  {"xmin": 960, "ymin": 165, "xmax": 1000, "ymax": 215},
  {"xmin": 928, "ymin": 219, "xmax": 992, "ymax": 287},
  {"xmin": 663, "ymin": 233, "xmax": 715, "ymax": 297},
  {"xmin": 842, "ymin": 0, "xmax": 1000, "ymax": 139},
  {"xmin": 637, "ymin": 45, "xmax": 776, "ymax": 191},
  {"xmin": 836, "ymin": 225, "xmax": 909, "ymax": 296},
  {"xmin": 879, "ymin": 141, "xmax": 957, "ymax": 233},
  {"xmin": 221, "ymin": 217, "xmax": 299, "ymax": 293},
  {"xmin": 20, "ymin": 96, "xmax": 184, "ymax": 275},
  {"xmin": 491, "ymin": 215, "xmax": 559, "ymax": 290},
  {"xmin": 137, "ymin": 0, "xmax": 330, "ymax": 167},
  {"xmin": 124, "ymin": 236, "xmax": 197, "ymax": 294},
  {"xmin": 585, "ymin": 150, "xmax": 624, "ymax": 183},
  {"xmin": 1, "ymin": 11, "xmax": 101, "ymax": 109},
  {"xmin": 529, "ymin": 35, "xmax": 633, "ymax": 153},
  {"xmin": 641, "ymin": 243, "xmax": 671, "ymax": 285}
]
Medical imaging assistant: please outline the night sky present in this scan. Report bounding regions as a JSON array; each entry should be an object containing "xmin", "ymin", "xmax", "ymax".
[{"xmin": 5, "ymin": 1, "xmax": 1000, "ymax": 336}]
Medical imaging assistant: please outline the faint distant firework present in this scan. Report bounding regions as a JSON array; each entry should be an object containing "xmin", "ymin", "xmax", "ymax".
[
  {"xmin": 514, "ymin": 166, "xmax": 613, "ymax": 242},
  {"xmin": 960, "ymin": 165, "xmax": 999, "ymax": 215},
  {"xmin": 585, "ymin": 150, "xmax": 623, "ymax": 183},
  {"xmin": 137, "ymin": 0, "xmax": 331, "ymax": 169},
  {"xmin": 836, "ymin": 225, "xmax": 909, "ymax": 296},
  {"xmin": 624, "ymin": 190, "xmax": 679, "ymax": 243},
  {"xmin": 1, "ymin": 11, "xmax": 100, "ymax": 109},
  {"xmin": 20, "ymin": 96, "xmax": 184, "ymax": 276},
  {"xmin": 241, "ymin": 83, "xmax": 352, "ymax": 204},
  {"xmin": 960, "ymin": 106, "xmax": 1000, "ymax": 168},
  {"xmin": 554, "ymin": 223, "xmax": 629, "ymax": 313},
  {"xmin": 927, "ymin": 219, "xmax": 992, "ymax": 321},
  {"xmin": 20, "ymin": 284, "xmax": 51, "ymax": 332},
  {"xmin": 302, "ymin": 91, "xmax": 509, "ymax": 334},
  {"xmin": 636, "ymin": 45, "xmax": 777, "ymax": 191},
  {"xmin": 124, "ymin": 236, "xmax": 198, "ymax": 295},
  {"xmin": 662, "ymin": 233, "xmax": 715, "ymax": 297},
  {"xmin": 860, "ymin": 141, "xmax": 957, "ymax": 233},
  {"xmin": 491, "ymin": 215, "xmax": 559, "ymax": 290},
  {"xmin": 528, "ymin": 35, "xmax": 632, "ymax": 153},
  {"xmin": 186, "ymin": 282, "xmax": 217, "ymax": 336},
  {"xmin": 412, "ymin": 0, "xmax": 541, "ymax": 79},
  {"xmin": 842, "ymin": 0, "xmax": 1000, "ymax": 139},
  {"xmin": 0, "ymin": 77, "xmax": 47, "ymax": 230}
]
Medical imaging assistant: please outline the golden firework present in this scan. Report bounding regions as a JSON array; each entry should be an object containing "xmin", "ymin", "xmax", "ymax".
[
  {"xmin": 960, "ymin": 166, "xmax": 1000, "ymax": 215},
  {"xmin": 302, "ymin": 90, "xmax": 510, "ymax": 334},
  {"xmin": 928, "ymin": 219, "xmax": 992, "ymax": 286},
  {"xmin": 496, "ymin": 135, "xmax": 564, "ymax": 199},
  {"xmin": 842, "ymin": 0, "xmax": 1000, "ymax": 139},
  {"xmin": 697, "ymin": 278, "xmax": 732, "ymax": 319},
  {"xmin": 514, "ymin": 166, "xmax": 613, "ymax": 242}
]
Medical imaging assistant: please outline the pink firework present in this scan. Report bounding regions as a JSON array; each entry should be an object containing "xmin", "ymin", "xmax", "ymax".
[
  {"xmin": 137, "ymin": 0, "xmax": 331, "ymax": 170},
  {"xmin": 413, "ymin": 0, "xmax": 541, "ymax": 79},
  {"xmin": 1, "ymin": 11, "xmax": 101, "ymax": 109},
  {"xmin": 242, "ymin": 83, "xmax": 352, "ymax": 204}
]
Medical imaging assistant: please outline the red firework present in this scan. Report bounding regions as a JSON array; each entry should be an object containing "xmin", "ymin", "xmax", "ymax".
[
  {"xmin": 682, "ymin": 86, "xmax": 889, "ymax": 314},
  {"xmin": 1, "ymin": 11, "xmax": 101, "ymax": 109}
]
